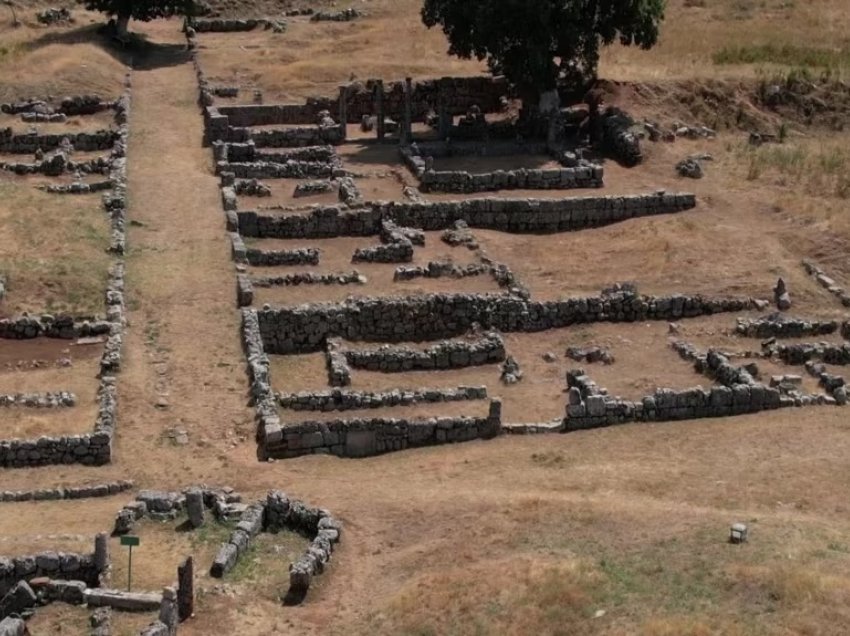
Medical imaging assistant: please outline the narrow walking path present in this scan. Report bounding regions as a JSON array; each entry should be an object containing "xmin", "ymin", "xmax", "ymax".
[{"xmin": 117, "ymin": 23, "xmax": 255, "ymax": 485}]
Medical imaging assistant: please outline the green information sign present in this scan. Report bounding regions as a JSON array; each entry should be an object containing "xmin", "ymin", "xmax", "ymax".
[{"xmin": 120, "ymin": 535, "xmax": 140, "ymax": 590}]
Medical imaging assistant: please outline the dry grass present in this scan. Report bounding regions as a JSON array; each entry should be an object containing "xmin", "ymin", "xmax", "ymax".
[
  {"xmin": 0, "ymin": 179, "xmax": 111, "ymax": 316},
  {"xmin": 5, "ymin": 6, "xmax": 850, "ymax": 636},
  {"xmin": 195, "ymin": 0, "xmax": 487, "ymax": 103},
  {"xmin": 0, "ymin": 14, "xmax": 128, "ymax": 101},
  {"xmin": 601, "ymin": 0, "xmax": 850, "ymax": 81}
]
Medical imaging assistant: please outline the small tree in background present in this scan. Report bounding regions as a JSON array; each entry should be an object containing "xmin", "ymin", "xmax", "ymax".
[
  {"xmin": 421, "ymin": 0, "xmax": 666, "ymax": 113},
  {"xmin": 78, "ymin": 0, "xmax": 196, "ymax": 38}
]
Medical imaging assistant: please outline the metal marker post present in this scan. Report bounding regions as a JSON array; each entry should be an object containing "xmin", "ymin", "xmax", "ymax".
[{"xmin": 120, "ymin": 535, "xmax": 140, "ymax": 591}]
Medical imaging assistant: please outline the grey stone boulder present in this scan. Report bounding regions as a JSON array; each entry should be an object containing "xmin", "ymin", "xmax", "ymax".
[{"xmin": 0, "ymin": 581, "xmax": 36, "ymax": 619}]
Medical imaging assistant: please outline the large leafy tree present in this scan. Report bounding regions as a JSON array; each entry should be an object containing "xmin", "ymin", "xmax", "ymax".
[
  {"xmin": 78, "ymin": 0, "xmax": 196, "ymax": 37},
  {"xmin": 422, "ymin": 0, "xmax": 665, "ymax": 109}
]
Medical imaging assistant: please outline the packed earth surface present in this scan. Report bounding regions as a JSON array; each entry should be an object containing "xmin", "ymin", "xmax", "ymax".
[{"xmin": 2, "ymin": 0, "xmax": 850, "ymax": 634}]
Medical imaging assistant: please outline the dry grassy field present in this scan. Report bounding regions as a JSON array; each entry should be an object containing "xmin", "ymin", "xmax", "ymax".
[{"xmin": 1, "ymin": 0, "xmax": 850, "ymax": 634}]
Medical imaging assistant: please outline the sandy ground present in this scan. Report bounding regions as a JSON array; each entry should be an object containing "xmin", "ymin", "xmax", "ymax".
[{"xmin": 1, "ymin": 4, "xmax": 850, "ymax": 634}]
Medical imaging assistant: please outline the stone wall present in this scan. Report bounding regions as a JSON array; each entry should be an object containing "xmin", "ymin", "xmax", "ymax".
[
  {"xmin": 256, "ymin": 291, "xmax": 760, "ymax": 354},
  {"xmin": 402, "ymin": 142, "xmax": 604, "ymax": 193},
  {"xmin": 352, "ymin": 241, "xmax": 413, "ymax": 263},
  {"xmin": 251, "ymin": 271, "xmax": 364, "ymax": 287},
  {"xmin": 0, "ymin": 543, "xmax": 103, "ymax": 596},
  {"xmin": 216, "ymin": 159, "xmax": 336, "ymax": 179},
  {"xmin": 417, "ymin": 165, "xmax": 603, "ymax": 193},
  {"xmin": 0, "ymin": 80, "xmax": 128, "ymax": 469},
  {"xmin": 735, "ymin": 314, "xmax": 838, "ymax": 338},
  {"xmin": 342, "ymin": 333, "xmax": 505, "ymax": 371},
  {"xmin": 188, "ymin": 18, "xmax": 265, "ymax": 31},
  {"xmin": 776, "ymin": 343, "xmax": 850, "ymax": 365},
  {"xmin": 0, "ymin": 129, "xmax": 118, "ymax": 154},
  {"xmin": 205, "ymin": 76, "xmax": 507, "ymax": 129},
  {"xmin": 245, "ymin": 247, "xmax": 320, "ymax": 267},
  {"xmin": 215, "ymin": 141, "xmax": 338, "ymax": 164},
  {"xmin": 209, "ymin": 490, "xmax": 342, "ymax": 604},
  {"xmin": 0, "ymin": 480, "xmax": 133, "ymax": 503},
  {"xmin": 564, "ymin": 351, "xmax": 795, "ymax": 431},
  {"xmin": 203, "ymin": 105, "xmax": 345, "ymax": 146},
  {"xmin": 262, "ymin": 400, "xmax": 502, "ymax": 459},
  {"xmin": 803, "ymin": 259, "xmax": 850, "ymax": 307},
  {"xmin": 277, "ymin": 386, "xmax": 487, "ymax": 411},
  {"xmin": 236, "ymin": 192, "xmax": 697, "ymax": 239}
]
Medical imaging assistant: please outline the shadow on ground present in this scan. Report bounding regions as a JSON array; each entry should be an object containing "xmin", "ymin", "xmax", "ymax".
[{"xmin": 23, "ymin": 22, "xmax": 191, "ymax": 71}]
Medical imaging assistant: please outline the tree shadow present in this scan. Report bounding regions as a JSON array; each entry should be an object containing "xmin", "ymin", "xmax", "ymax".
[{"xmin": 22, "ymin": 22, "xmax": 191, "ymax": 71}]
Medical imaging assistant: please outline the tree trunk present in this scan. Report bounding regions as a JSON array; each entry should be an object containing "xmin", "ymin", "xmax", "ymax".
[{"xmin": 115, "ymin": 12, "xmax": 130, "ymax": 38}]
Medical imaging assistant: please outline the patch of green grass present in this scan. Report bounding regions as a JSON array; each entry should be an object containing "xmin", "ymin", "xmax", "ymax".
[
  {"xmin": 714, "ymin": 44, "xmax": 850, "ymax": 69},
  {"xmin": 189, "ymin": 519, "xmax": 236, "ymax": 548}
]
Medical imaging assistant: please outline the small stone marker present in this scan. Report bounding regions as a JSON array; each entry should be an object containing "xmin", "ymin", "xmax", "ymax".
[
  {"xmin": 186, "ymin": 489, "xmax": 205, "ymax": 528},
  {"xmin": 729, "ymin": 522, "xmax": 748, "ymax": 544}
]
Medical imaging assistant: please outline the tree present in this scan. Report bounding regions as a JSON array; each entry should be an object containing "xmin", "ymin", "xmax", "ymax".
[
  {"xmin": 78, "ymin": 0, "xmax": 196, "ymax": 38},
  {"xmin": 421, "ymin": 0, "xmax": 665, "ymax": 110}
]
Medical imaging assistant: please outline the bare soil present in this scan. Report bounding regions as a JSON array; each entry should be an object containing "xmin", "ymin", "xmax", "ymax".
[{"xmin": 3, "ymin": 3, "xmax": 850, "ymax": 635}]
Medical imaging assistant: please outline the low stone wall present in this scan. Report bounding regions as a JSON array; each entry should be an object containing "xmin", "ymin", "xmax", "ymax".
[
  {"xmin": 217, "ymin": 159, "xmax": 336, "ymax": 179},
  {"xmin": 0, "ymin": 129, "xmax": 118, "ymax": 154},
  {"xmin": 564, "ymin": 356, "xmax": 795, "ymax": 431},
  {"xmin": 735, "ymin": 314, "xmax": 838, "ymax": 338},
  {"xmin": 403, "ymin": 142, "xmax": 604, "ymax": 193},
  {"xmin": 278, "ymin": 386, "xmax": 487, "ymax": 411},
  {"xmin": 776, "ymin": 343, "xmax": 850, "ymax": 365},
  {"xmin": 188, "ymin": 18, "xmax": 265, "ymax": 31},
  {"xmin": 236, "ymin": 192, "xmax": 697, "ymax": 239},
  {"xmin": 257, "ymin": 291, "xmax": 760, "ymax": 354},
  {"xmin": 0, "ymin": 76, "xmax": 127, "ymax": 467},
  {"xmin": 209, "ymin": 490, "xmax": 342, "ymax": 604},
  {"xmin": 343, "ymin": 333, "xmax": 505, "ymax": 371},
  {"xmin": 240, "ymin": 310, "xmax": 280, "ymax": 442},
  {"xmin": 204, "ymin": 106, "xmax": 346, "ymax": 146},
  {"xmin": 803, "ymin": 259, "xmax": 850, "ymax": 307},
  {"xmin": 0, "ymin": 152, "xmax": 112, "ymax": 176},
  {"xmin": 114, "ymin": 486, "xmax": 244, "ymax": 535},
  {"xmin": 205, "ymin": 76, "xmax": 507, "ymax": 128},
  {"xmin": 0, "ymin": 480, "xmax": 133, "ymax": 503},
  {"xmin": 311, "ymin": 8, "xmax": 364, "ymax": 21},
  {"xmin": 352, "ymin": 241, "xmax": 413, "ymax": 263},
  {"xmin": 41, "ymin": 180, "xmax": 114, "ymax": 194},
  {"xmin": 805, "ymin": 361, "xmax": 848, "ymax": 404},
  {"xmin": 262, "ymin": 400, "xmax": 502, "ymax": 459},
  {"xmin": 394, "ymin": 261, "xmax": 490, "ymax": 281},
  {"xmin": 0, "ymin": 537, "xmax": 105, "ymax": 596},
  {"xmin": 0, "ymin": 392, "xmax": 76, "ymax": 408},
  {"xmin": 325, "ymin": 338, "xmax": 351, "ymax": 387},
  {"xmin": 246, "ymin": 247, "xmax": 320, "ymax": 267},
  {"xmin": 251, "ymin": 271, "xmax": 364, "ymax": 287},
  {"xmin": 237, "ymin": 274, "xmax": 254, "ymax": 308},
  {"xmin": 418, "ymin": 165, "xmax": 603, "ymax": 193}
]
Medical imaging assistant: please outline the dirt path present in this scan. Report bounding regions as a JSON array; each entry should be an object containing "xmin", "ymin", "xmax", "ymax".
[{"xmin": 116, "ymin": 25, "xmax": 255, "ymax": 486}]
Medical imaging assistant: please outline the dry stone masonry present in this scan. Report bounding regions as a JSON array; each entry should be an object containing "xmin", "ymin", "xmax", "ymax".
[
  {"xmin": 256, "ymin": 291, "xmax": 761, "ymax": 354},
  {"xmin": 803, "ymin": 259, "xmax": 850, "ymax": 307},
  {"xmin": 277, "ymin": 386, "xmax": 487, "ymax": 411},
  {"xmin": 0, "ymin": 78, "xmax": 129, "ymax": 469},
  {"xmin": 736, "ymin": 313, "xmax": 838, "ymax": 338},
  {"xmin": 0, "ymin": 480, "xmax": 133, "ymax": 503},
  {"xmin": 236, "ymin": 192, "xmax": 697, "ymax": 239},
  {"xmin": 340, "ymin": 332, "xmax": 505, "ymax": 372}
]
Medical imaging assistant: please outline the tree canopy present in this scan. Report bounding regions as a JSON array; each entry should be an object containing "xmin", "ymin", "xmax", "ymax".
[
  {"xmin": 78, "ymin": 0, "xmax": 196, "ymax": 35},
  {"xmin": 421, "ymin": 0, "xmax": 666, "ymax": 104}
]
